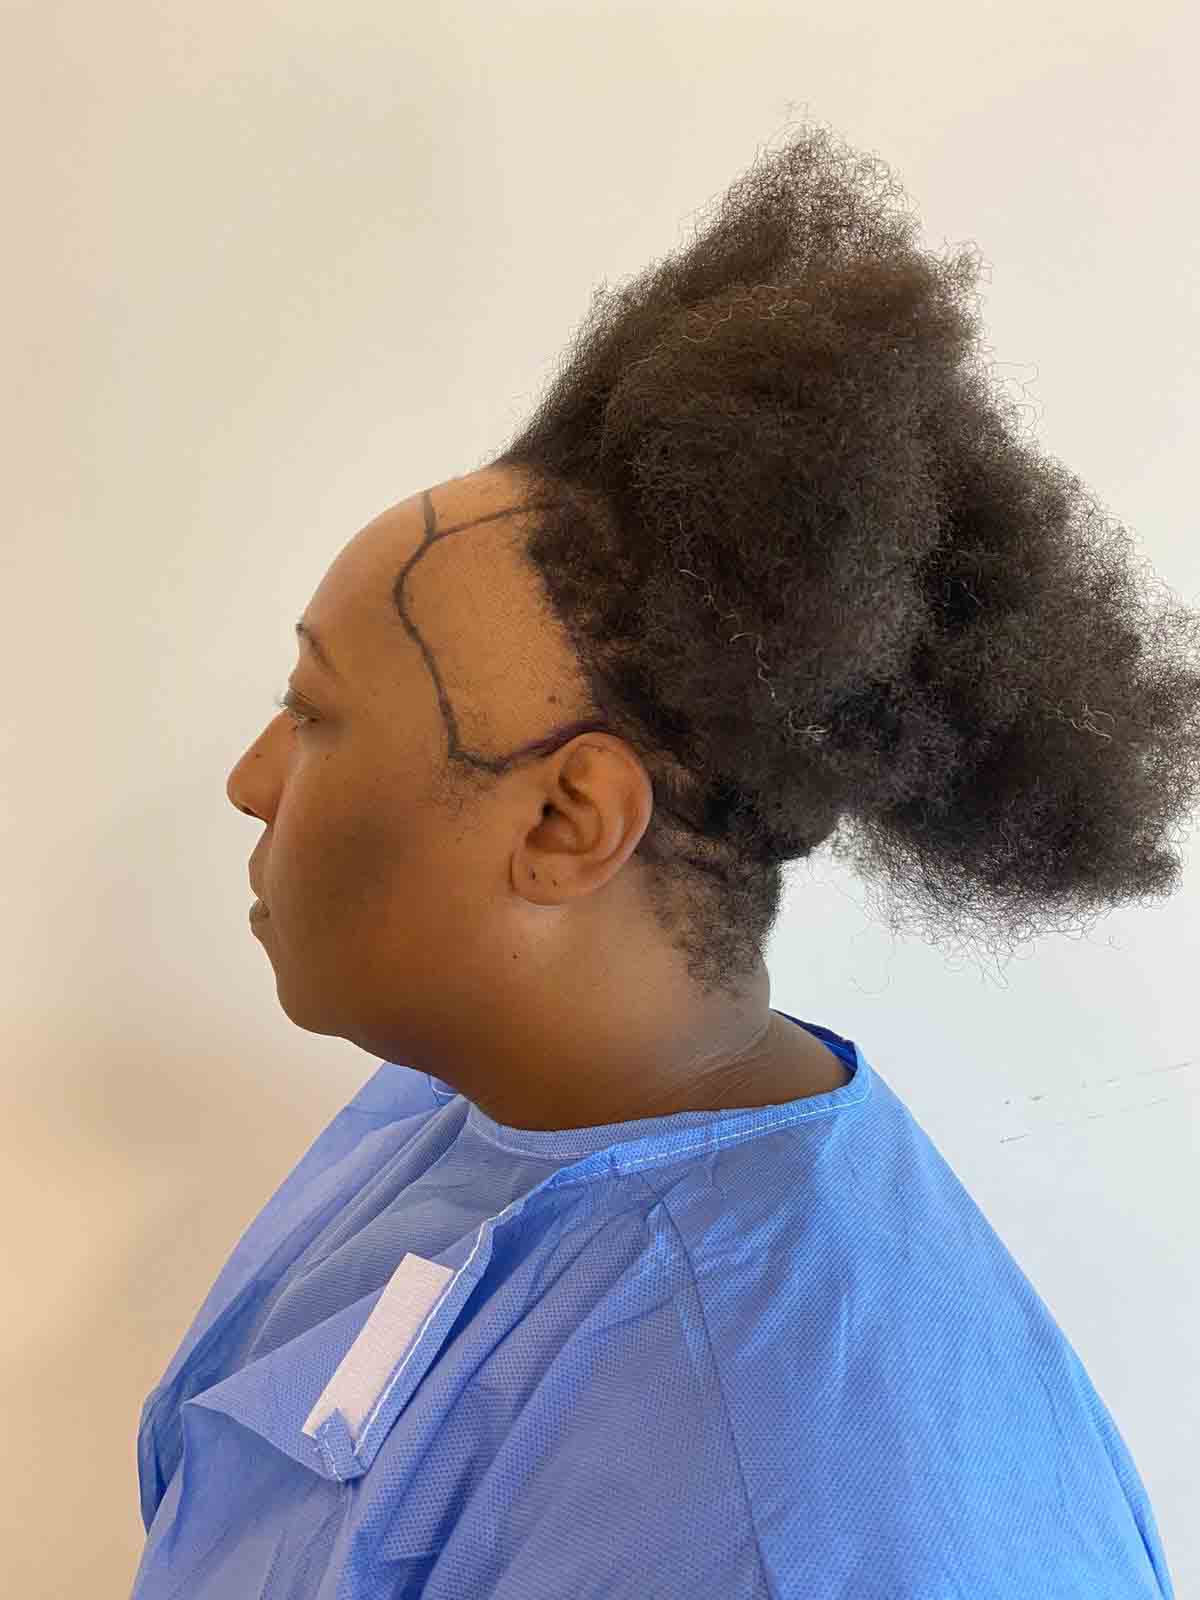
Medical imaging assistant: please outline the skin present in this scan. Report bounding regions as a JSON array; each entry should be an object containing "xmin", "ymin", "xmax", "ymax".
[{"xmin": 226, "ymin": 464, "xmax": 849, "ymax": 1132}]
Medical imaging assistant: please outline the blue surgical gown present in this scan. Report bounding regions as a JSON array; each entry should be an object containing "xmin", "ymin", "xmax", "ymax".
[{"xmin": 131, "ymin": 1013, "xmax": 1176, "ymax": 1598}]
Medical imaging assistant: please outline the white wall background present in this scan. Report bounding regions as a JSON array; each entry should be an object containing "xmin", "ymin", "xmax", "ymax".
[{"xmin": 3, "ymin": 2, "xmax": 1197, "ymax": 1593}]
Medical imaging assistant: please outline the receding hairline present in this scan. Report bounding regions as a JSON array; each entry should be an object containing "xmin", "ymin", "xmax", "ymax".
[{"xmin": 292, "ymin": 474, "xmax": 549, "ymax": 689}]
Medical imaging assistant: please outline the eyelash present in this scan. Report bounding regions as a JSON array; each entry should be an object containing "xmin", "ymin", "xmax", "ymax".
[{"xmin": 273, "ymin": 688, "xmax": 317, "ymax": 729}]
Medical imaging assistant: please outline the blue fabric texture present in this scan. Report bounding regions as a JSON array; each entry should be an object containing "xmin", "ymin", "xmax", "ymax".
[{"xmin": 131, "ymin": 1013, "xmax": 1175, "ymax": 1598}]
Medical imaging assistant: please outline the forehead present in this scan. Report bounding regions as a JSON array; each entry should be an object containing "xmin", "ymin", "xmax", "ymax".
[
  {"xmin": 295, "ymin": 463, "xmax": 604, "ymax": 762},
  {"xmin": 299, "ymin": 465, "xmax": 568, "ymax": 737},
  {"xmin": 307, "ymin": 466, "xmax": 534, "ymax": 637}
]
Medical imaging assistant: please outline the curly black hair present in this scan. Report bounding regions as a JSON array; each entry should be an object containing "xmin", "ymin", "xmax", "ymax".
[{"xmin": 473, "ymin": 116, "xmax": 1200, "ymax": 1000}]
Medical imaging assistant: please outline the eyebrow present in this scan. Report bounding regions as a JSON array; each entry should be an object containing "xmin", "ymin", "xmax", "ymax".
[{"xmin": 295, "ymin": 618, "xmax": 340, "ymax": 679}]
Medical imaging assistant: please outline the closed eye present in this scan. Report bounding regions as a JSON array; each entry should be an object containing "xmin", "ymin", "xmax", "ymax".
[{"xmin": 273, "ymin": 688, "xmax": 317, "ymax": 729}]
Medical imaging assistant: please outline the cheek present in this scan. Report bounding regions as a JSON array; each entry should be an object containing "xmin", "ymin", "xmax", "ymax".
[
  {"xmin": 327, "ymin": 803, "xmax": 433, "ymax": 908},
  {"xmin": 266, "ymin": 783, "xmax": 373, "ymax": 914}
]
